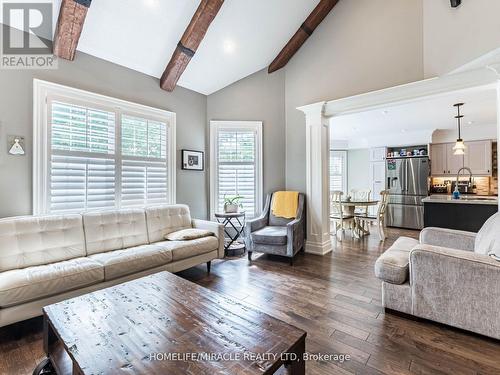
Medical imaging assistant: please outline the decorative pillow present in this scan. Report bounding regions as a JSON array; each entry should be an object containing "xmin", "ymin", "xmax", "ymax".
[
  {"xmin": 474, "ymin": 212, "xmax": 500, "ymax": 255},
  {"xmin": 165, "ymin": 228, "xmax": 214, "ymax": 241}
]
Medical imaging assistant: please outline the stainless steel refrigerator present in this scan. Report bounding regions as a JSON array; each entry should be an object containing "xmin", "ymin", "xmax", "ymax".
[{"xmin": 386, "ymin": 157, "xmax": 429, "ymax": 230}]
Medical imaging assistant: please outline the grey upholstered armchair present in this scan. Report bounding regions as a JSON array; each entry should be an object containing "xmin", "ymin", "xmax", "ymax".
[
  {"xmin": 374, "ymin": 212, "xmax": 500, "ymax": 340},
  {"xmin": 245, "ymin": 193, "xmax": 305, "ymax": 265}
]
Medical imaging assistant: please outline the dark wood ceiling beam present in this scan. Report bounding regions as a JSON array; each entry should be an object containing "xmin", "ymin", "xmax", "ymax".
[
  {"xmin": 160, "ymin": 0, "xmax": 224, "ymax": 92},
  {"xmin": 268, "ymin": 0, "xmax": 339, "ymax": 73},
  {"xmin": 53, "ymin": 0, "xmax": 92, "ymax": 61}
]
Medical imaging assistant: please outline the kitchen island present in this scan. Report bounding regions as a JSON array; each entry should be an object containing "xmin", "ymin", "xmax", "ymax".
[{"xmin": 423, "ymin": 195, "xmax": 498, "ymax": 232}]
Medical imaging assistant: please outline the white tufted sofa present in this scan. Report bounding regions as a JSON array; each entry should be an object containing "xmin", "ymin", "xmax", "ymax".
[{"xmin": 0, "ymin": 204, "xmax": 224, "ymax": 327}]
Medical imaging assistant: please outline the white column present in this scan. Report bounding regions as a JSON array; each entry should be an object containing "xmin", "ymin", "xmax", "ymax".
[
  {"xmin": 298, "ymin": 102, "xmax": 332, "ymax": 255},
  {"xmin": 497, "ymin": 80, "xmax": 500, "ymax": 210}
]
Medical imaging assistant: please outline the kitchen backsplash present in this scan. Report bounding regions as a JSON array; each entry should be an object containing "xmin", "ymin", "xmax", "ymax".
[
  {"xmin": 491, "ymin": 176, "xmax": 498, "ymax": 195},
  {"xmin": 431, "ymin": 177, "xmax": 494, "ymax": 196}
]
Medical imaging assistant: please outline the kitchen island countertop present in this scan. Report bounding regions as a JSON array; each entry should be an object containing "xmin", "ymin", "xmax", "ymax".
[{"xmin": 423, "ymin": 195, "xmax": 498, "ymax": 205}]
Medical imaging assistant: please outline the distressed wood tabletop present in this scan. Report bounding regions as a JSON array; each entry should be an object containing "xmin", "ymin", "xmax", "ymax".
[{"xmin": 43, "ymin": 271, "xmax": 306, "ymax": 375}]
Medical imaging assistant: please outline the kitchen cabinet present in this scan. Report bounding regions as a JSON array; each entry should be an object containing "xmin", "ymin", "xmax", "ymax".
[
  {"xmin": 446, "ymin": 143, "xmax": 465, "ymax": 175},
  {"xmin": 370, "ymin": 147, "xmax": 386, "ymax": 162},
  {"xmin": 465, "ymin": 140, "xmax": 492, "ymax": 175},
  {"xmin": 430, "ymin": 140, "xmax": 492, "ymax": 176},
  {"xmin": 370, "ymin": 161, "xmax": 385, "ymax": 197},
  {"xmin": 430, "ymin": 143, "xmax": 447, "ymax": 175},
  {"xmin": 424, "ymin": 200, "xmax": 498, "ymax": 232},
  {"xmin": 369, "ymin": 148, "xmax": 386, "ymax": 215}
]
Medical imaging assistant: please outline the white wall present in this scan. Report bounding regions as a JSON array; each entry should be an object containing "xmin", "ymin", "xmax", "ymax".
[
  {"xmin": 423, "ymin": 0, "xmax": 500, "ymax": 77},
  {"xmin": 344, "ymin": 130, "xmax": 433, "ymax": 150},
  {"xmin": 432, "ymin": 124, "xmax": 497, "ymax": 143},
  {"xmin": 285, "ymin": 0, "xmax": 424, "ymax": 192},
  {"xmin": 347, "ymin": 149, "xmax": 370, "ymax": 192}
]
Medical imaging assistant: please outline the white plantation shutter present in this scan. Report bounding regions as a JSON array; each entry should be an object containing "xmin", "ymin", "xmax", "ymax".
[
  {"xmin": 50, "ymin": 102, "xmax": 116, "ymax": 213},
  {"xmin": 39, "ymin": 86, "xmax": 175, "ymax": 214},
  {"xmin": 50, "ymin": 155, "xmax": 116, "ymax": 212},
  {"xmin": 211, "ymin": 122, "xmax": 262, "ymax": 219},
  {"xmin": 330, "ymin": 150, "xmax": 347, "ymax": 193},
  {"xmin": 121, "ymin": 115, "xmax": 168, "ymax": 207}
]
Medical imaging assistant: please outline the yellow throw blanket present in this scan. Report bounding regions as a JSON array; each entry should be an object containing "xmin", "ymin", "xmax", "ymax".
[{"xmin": 271, "ymin": 191, "xmax": 299, "ymax": 219}]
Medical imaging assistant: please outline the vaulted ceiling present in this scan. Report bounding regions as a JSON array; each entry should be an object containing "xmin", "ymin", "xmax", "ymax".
[{"xmin": 56, "ymin": 0, "xmax": 323, "ymax": 95}]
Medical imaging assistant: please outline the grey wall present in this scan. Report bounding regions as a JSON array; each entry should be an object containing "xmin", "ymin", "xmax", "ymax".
[
  {"xmin": 347, "ymin": 149, "xmax": 370, "ymax": 192},
  {"xmin": 207, "ymin": 69, "xmax": 286, "ymax": 208},
  {"xmin": 0, "ymin": 26, "xmax": 208, "ymax": 219},
  {"xmin": 285, "ymin": 0, "xmax": 424, "ymax": 192}
]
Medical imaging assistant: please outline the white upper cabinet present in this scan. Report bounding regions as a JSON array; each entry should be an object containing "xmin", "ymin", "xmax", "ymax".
[
  {"xmin": 430, "ymin": 140, "xmax": 493, "ymax": 176},
  {"xmin": 370, "ymin": 147, "xmax": 387, "ymax": 162},
  {"xmin": 430, "ymin": 143, "xmax": 447, "ymax": 175},
  {"xmin": 446, "ymin": 143, "xmax": 465, "ymax": 175},
  {"xmin": 465, "ymin": 140, "xmax": 492, "ymax": 175}
]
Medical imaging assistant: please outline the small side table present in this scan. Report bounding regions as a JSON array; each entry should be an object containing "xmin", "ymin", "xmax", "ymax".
[{"xmin": 215, "ymin": 212, "xmax": 246, "ymax": 257}]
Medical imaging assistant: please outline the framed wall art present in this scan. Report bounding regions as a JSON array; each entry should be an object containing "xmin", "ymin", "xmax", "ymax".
[{"xmin": 182, "ymin": 149, "xmax": 204, "ymax": 171}]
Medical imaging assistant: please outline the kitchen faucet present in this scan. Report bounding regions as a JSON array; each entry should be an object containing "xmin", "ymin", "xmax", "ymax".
[{"xmin": 456, "ymin": 167, "xmax": 473, "ymax": 193}]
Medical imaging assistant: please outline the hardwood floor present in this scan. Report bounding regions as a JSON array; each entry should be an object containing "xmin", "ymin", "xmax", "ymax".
[{"xmin": 1, "ymin": 227, "xmax": 499, "ymax": 374}]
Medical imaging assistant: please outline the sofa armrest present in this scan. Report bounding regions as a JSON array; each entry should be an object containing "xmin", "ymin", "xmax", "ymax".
[
  {"xmin": 419, "ymin": 227, "xmax": 476, "ymax": 251},
  {"xmin": 192, "ymin": 219, "xmax": 225, "ymax": 259},
  {"xmin": 409, "ymin": 244, "xmax": 500, "ymax": 339},
  {"xmin": 286, "ymin": 218, "xmax": 304, "ymax": 256},
  {"xmin": 245, "ymin": 215, "xmax": 267, "ymax": 234}
]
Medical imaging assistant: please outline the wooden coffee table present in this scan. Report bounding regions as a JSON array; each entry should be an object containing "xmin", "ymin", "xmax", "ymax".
[{"xmin": 35, "ymin": 271, "xmax": 306, "ymax": 375}]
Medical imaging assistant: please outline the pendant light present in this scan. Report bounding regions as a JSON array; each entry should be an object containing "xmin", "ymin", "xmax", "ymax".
[{"xmin": 453, "ymin": 103, "xmax": 466, "ymax": 155}]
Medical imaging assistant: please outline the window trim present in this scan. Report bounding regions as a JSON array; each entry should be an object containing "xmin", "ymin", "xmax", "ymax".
[
  {"xmin": 209, "ymin": 120, "xmax": 263, "ymax": 220},
  {"xmin": 33, "ymin": 79, "xmax": 176, "ymax": 215}
]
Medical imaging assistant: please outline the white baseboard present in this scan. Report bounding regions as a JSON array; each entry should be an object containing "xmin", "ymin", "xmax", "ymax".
[{"xmin": 305, "ymin": 239, "xmax": 333, "ymax": 255}]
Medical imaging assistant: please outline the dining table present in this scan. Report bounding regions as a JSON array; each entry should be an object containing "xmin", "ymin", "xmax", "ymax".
[{"xmin": 341, "ymin": 199, "xmax": 379, "ymax": 238}]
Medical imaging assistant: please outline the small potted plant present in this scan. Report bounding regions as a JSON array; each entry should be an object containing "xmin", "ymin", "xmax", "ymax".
[{"xmin": 223, "ymin": 195, "xmax": 244, "ymax": 213}]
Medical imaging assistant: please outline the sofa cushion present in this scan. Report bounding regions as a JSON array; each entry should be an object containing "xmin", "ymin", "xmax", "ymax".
[
  {"xmin": 0, "ymin": 214, "xmax": 85, "ymax": 272},
  {"xmin": 145, "ymin": 205, "xmax": 192, "ymax": 243},
  {"xmin": 156, "ymin": 236, "xmax": 219, "ymax": 262},
  {"xmin": 165, "ymin": 228, "xmax": 213, "ymax": 241},
  {"xmin": 475, "ymin": 212, "xmax": 500, "ymax": 256},
  {"xmin": 83, "ymin": 209, "xmax": 148, "ymax": 255},
  {"xmin": 89, "ymin": 243, "xmax": 173, "ymax": 280},
  {"xmin": 374, "ymin": 237, "xmax": 419, "ymax": 284},
  {"xmin": 0, "ymin": 257, "xmax": 103, "ymax": 308},
  {"xmin": 252, "ymin": 226, "xmax": 288, "ymax": 246}
]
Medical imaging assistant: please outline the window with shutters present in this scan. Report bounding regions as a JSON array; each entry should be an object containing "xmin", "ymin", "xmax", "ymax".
[
  {"xmin": 330, "ymin": 150, "xmax": 347, "ymax": 193},
  {"xmin": 210, "ymin": 121, "xmax": 263, "ymax": 219},
  {"xmin": 33, "ymin": 80, "xmax": 176, "ymax": 214}
]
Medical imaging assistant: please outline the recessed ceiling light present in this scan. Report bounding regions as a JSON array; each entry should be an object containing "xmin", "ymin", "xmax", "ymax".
[
  {"xmin": 144, "ymin": 0, "xmax": 159, "ymax": 8},
  {"xmin": 468, "ymin": 121, "xmax": 474, "ymax": 125},
  {"xmin": 223, "ymin": 40, "xmax": 236, "ymax": 54},
  {"xmin": 401, "ymin": 129, "xmax": 407, "ymax": 133},
  {"xmin": 382, "ymin": 110, "xmax": 389, "ymax": 115}
]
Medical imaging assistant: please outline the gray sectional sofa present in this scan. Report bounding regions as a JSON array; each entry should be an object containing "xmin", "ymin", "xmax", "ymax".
[
  {"xmin": 0, "ymin": 205, "xmax": 224, "ymax": 327},
  {"xmin": 374, "ymin": 212, "xmax": 500, "ymax": 340}
]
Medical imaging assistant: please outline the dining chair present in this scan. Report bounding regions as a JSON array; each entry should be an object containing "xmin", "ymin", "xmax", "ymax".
[
  {"xmin": 350, "ymin": 189, "xmax": 372, "ymax": 216},
  {"xmin": 330, "ymin": 191, "xmax": 355, "ymax": 241},
  {"xmin": 356, "ymin": 190, "xmax": 389, "ymax": 241},
  {"xmin": 350, "ymin": 189, "xmax": 372, "ymax": 235}
]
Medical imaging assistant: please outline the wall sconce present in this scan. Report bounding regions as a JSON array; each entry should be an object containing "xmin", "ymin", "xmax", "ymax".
[{"xmin": 8, "ymin": 135, "xmax": 25, "ymax": 156}]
